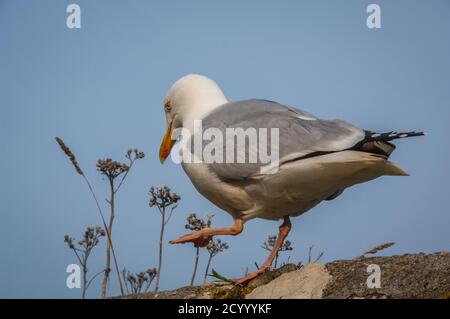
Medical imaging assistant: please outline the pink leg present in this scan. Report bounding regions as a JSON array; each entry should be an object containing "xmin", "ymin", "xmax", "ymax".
[
  {"xmin": 234, "ymin": 216, "xmax": 291, "ymax": 285},
  {"xmin": 169, "ymin": 219, "xmax": 244, "ymax": 247}
]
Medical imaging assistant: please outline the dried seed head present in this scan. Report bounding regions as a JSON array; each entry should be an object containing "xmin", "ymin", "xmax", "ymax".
[
  {"xmin": 262, "ymin": 235, "xmax": 293, "ymax": 252},
  {"xmin": 126, "ymin": 148, "xmax": 145, "ymax": 162},
  {"xmin": 148, "ymin": 186, "xmax": 180, "ymax": 208},
  {"xmin": 64, "ymin": 235, "xmax": 75, "ymax": 249},
  {"xmin": 135, "ymin": 150, "xmax": 145, "ymax": 159},
  {"xmin": 96, "ymin": 158, "xmax": 129, "ymax": 178},
  {"xmin": 281, "ymin": 240, "xmax": 293, "ymax": 252},
  {"xmin": 185, "ymin": 213, "xmax": 213, "ymax": 231},
  {"xmin": 64, "ymin": 225, "xmax": 105, "ymax": 254},
  {"xmin": 363, "ymin": 242, "xmax": 395, "ymax": 256},
  {"xmin": 123, "ymin": 267, "xmax": 158, "ymax": 294},
  {"xmin": 55, "ymin": 137, "xmax": 83, "ymax": 175},
  {"xmin": 146, "ymin": 268, "xmax": 157, "ymax": 276},
  {"xmin": 207, "ymin": 238, "xmax": 229, "ymax": 257}
]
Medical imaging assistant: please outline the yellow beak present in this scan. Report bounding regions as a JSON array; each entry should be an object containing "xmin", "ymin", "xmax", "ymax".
[{"xmin": 159, "ymin": 121, "xmax": 175, "ymax": 164}]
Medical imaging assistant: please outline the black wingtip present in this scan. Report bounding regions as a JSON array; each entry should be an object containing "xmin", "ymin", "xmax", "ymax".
[{"xmin": 365, "ymin": 130, "xmax": 426, "ymax": 143}]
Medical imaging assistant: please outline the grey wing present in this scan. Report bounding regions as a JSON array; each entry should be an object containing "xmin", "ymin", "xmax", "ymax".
[{"xmin": 189, "ymin": 99, "xmax": 365, "ymax": 181}]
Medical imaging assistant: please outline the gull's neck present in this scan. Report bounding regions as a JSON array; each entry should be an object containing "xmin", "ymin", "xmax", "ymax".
[{"xmin": 181, "ymin": 92, "xmax": 228, "ymax": 133}]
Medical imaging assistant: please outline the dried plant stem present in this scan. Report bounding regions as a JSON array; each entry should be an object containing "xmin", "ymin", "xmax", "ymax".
[
  {"xmin": 71, "ymin": 248, "xmax": 88, "ymax": 299},
  {"xmin": 184, "ymin": 213, "xmax": 213, "ymax": 285},
  {"xmin": 121, "ymin": 269, "xmax": 130, "ymax": 295},
  {"xmin": 190, "ymin": 247, "xmax": 200, "ymax": 286},
  {"xmin": 64, "ymin": 226, "xmax": 105, "ymax": 299},
  {"xmin": 203, "ymin": 254, "xmax": 213, "ymax": 284},
  {"xmin": 307, "ymin": 245, "xmax": 324, "ymax": 264},
  {"xmin": 82, "ymin": 257, "xmax": 88, "ymax": 298},
  {"xmin": 56, "ymin": 138, "xmax": 144, "ymax": 298},
  {"xmin": 82, "ymin": 175, "xmax": 124, "ymax": 297},
  {"xmin": 85, "ymin": 269, "xmax": 105, "ymax": 293},
  {"xmin": 203, "ymin": 238, "xmax": 229, "ymax": 284},
  {"xmin": 97, "ymin": 150, "xmax": 143, "ymax": 296},
  {"xmin": 101, "ymin": 178, "xmax": 116, "ymax": 298},
  {"xmin": 155, "ymin": 205, "xmax": 175, "ymax": 291},
  {"xmin": 155, "ymin": 207, "xmax": 165, "ymax": 292},
  {"xmin": 308, "ymin": 246, "xmax": 313, "ymax": 264},
  {"xmin": 148, "ymin": 186, "xmax": 180, "ymax": 292}
]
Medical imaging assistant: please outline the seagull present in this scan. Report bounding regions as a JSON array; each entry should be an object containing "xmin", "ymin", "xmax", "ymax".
[{"xmin": 159, "ymin": 74, "xmax": 424, "ymax": 284}]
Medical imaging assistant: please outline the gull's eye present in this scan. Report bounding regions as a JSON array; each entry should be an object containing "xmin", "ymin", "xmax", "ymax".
[{"xmin": 164, "ymin": 100, "xmax": 172, "ymax": 111}]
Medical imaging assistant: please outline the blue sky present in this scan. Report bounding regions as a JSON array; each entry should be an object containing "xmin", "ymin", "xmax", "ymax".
[{"xmin": 1, "ymin": 0, "xmax": 449, "ymax": 298}]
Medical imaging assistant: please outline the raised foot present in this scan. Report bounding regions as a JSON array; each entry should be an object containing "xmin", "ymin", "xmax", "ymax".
[{"xmin": 169, "ymin": 230, "xmax": 212, "ymax": 247}]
